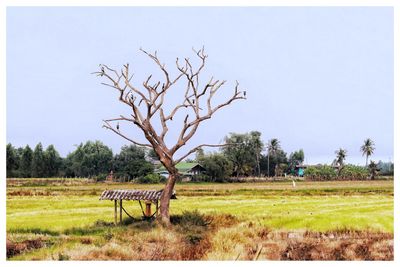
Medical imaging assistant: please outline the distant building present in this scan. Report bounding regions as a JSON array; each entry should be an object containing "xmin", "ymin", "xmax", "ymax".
[
  {"xmin": 156, "ymin": 162, "xmax": 206, "ymax": 181},
  {"xmin": 295, "ymin": 165, "xmax": 307, "ymax": 177}
]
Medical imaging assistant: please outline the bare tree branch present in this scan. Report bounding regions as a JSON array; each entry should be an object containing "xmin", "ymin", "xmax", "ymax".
[
  {"xmin": 171, "ymin": 80, "xmax": 245, "ymax": 154},
  {"xmin": 102, "ymin": 120, "xmax": 152, "ymax": 148},
  {"xmin": 95, "ymin": 47, "xmax": 246, "ymax": 223},
  {"xmin": 95, "ymin": 47, "xmax": 246, "ymax": 165}
]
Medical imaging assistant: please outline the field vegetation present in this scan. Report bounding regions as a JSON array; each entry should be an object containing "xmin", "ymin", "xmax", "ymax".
[{"xmin": 6, "ymin": 178, "xmax": 393, "ymax": 260}]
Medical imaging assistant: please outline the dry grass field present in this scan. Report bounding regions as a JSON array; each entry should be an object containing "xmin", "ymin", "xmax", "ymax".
[{"xmin": 6, "ymin": 178, "xmax": 394, "ymax": 260}]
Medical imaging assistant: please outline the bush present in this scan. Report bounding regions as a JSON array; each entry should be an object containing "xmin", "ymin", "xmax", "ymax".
[
  {"xmin": 339, "ymin": 165, "xmax": 369, "ymax": 180},
  {"xmin": 96, "ymin": 173, "xmax": 108, "ymax": 182},
  {"xmin": 304, "ymin": 165, "xmax": 336, "ymax": 181},
  {"xmin": 170, "ymin": 210, "xmax": 210, "ymax": 227},
  {"xmin": 305, "ymin": 164, "xmax": 370, "ymax": 181},
  {"xmin": 136, "ymin": 173, "xmax": 166, "ymax": 184},
  {"xmin": 199, "ymin": 153, "xmax": 233, "ymax": 182}
]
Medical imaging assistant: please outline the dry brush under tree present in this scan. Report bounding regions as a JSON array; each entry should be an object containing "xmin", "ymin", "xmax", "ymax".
[{"xmin": 94, "ymin": 48, "xmax": 246, "ymax": 224}]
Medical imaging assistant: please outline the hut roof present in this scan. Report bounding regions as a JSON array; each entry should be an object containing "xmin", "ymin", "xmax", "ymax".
[
  {"xmin": 157, "ymin": 162, "xmax": 204, "ymax": 173},
  {"xmin": 99, "ymin": 189, "xmax": 176, "ymax": 201}
]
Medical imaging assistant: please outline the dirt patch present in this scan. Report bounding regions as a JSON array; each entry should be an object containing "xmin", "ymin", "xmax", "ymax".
[
  {"xmin": 7, "ymin": 190, "xmax": 53, "ymax": 196},
  {"xmin": 278, "ymin": 231, "xmax": 394, "ymax": 260},
  {"xmin": 207, "ymin": 224, "xmax": 393, "ymax": 261},
  {"xmin": 7, "ymin": 238, "xmax": 45, "ymax": 258}
]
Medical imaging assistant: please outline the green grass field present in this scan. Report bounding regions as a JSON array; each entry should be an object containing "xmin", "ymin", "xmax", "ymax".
[{"xmin": 6, "ymin": 179, "xmax": 394, "ymax": 260}]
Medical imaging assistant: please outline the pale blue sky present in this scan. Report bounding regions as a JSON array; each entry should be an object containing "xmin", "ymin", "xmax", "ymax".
[{"xmin": 7, "ymin": 7, "xmax": 393, "ymax": 164}]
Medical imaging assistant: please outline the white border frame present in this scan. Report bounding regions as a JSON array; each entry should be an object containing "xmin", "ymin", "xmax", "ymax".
[{"xmin": 1, "ymin": 1, "xmax": 398, "ymax": 266}]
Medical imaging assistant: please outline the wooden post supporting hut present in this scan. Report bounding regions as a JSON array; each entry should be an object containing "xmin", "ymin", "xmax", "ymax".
[{"xmin": 99, "ymin": 189, "xmax": 176, "ymax": 224}]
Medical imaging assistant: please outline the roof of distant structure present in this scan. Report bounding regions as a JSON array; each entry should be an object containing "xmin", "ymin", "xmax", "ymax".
[
  {"xmin": 99, "ymin": 189, "xmax": 176, "ymax": 201},
  {"xmin": 157, "ymin": 162, "xmax": 205, "ymax": 173}
]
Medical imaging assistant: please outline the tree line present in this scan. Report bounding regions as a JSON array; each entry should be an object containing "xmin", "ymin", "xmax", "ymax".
[
  {"xmin": 190, "ymin": 135, "xmax": 392, "ymax": 181},
  {"xmin": 6, "ymin": 132, "xmax": 303, "ymax": 180},
  {"xmin": 6, "ymin": 141, "xmax": 154, "ymax": 179},
  {"xmin": 195, "ymin": 131, "xmax": 305, "ymax": 182},
  {"xmin": 6, "ymin": 134, "xmax": 393, "ymax": 181}
]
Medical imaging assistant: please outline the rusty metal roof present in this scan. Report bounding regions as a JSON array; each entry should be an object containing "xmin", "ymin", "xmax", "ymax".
[{"xmin": 99, "ymin": 189, "xmax": 176, "ymax": 201}]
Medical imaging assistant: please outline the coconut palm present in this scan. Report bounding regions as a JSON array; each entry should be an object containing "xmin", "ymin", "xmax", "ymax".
[
  {"xmin": 267, "ymin": 138, "xmax": 280, "ymax": 155},
  {"xmin": 334, "ymin": 148, "xmax": 347, "ymax": 166},
  {"xmin": 368, "ymin": 160, "xmax": 379, "ymax": 180},
  {"xmin": 361, "ymin": 138, "xmax": 375, "ymax": 167},
  {"xmin": 250, "ymin": 131, "xmax": 263, "ymax": 177},
  {"xmin": 334, "ymin": 148, "xmax": 347, "ymax": 175},
  {"xmin": 266, "ymin": 138, "xmax": 280, "ymax": 177}
]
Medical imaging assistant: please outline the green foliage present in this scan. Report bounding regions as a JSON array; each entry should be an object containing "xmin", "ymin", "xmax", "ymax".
[
  {"xmin": 275, "ymin": 163, "xmax": 288, "ymax": 177},
  {"xmin": 32, "ymin": 143, "xmax": 46, "ymax": 178},
  {"xmin": 304, "ymin": 165, "xmax": 337, "ymax": 180},
  {"xmin": 96, "ymin": 173, "xmax": 108, "ymax": 181},
  {"xmin": 6, "ymin": 143, "xmax": 19, "ymax": 178},
  {"xmin": 368, "ymin": 161, "xmax": 379, "ymax": 180},
  {"xmin": 147, "ymin": 148, "xmax": 159, "ymax": 161},
  {"xmin": 260, "ymin": 149, "xmax": 288, "ymax": 177},
  {"xmin": 267, "ymin": 138, "xmax": 281, "ymax": 154},
  {"xmin": 361, "ymin": 138, "xmax": 375, "ymax": 166},
  {"xmin": 65, "ymin": 141, "xmax": 113, "ymax": 177},
  {"xmin": 171, "ymin": 210, "xmax": 210, "ymax": 227},
  {"xmin": 377, "ymin": 161, "xmax": 393, "ymax": 176},
  {"xmin": 44, "ymin": 145, "xmax": 62, "ymax": 177},
  {"xmin": 305, "ymin": 164, "xmax": 369, "ymax": 181},
  {"xmin": 199, "ymin": 153, "xmax": 233, "ymax": 182},
  {"xmin": 334, "ymin": 148, "xmax": 347, "ymax": 167},
  {"xmin": 137, "ymin": 173, "xmax": 165, "ymax": 184},
  {"xmin": 113, "ymin": 145, "xmax": 154, "ymax": 181},
  {"xmin": 339, "ymin": 165, "xmax": 369, "ymax": 180},
  {"xmin": 222, "ymin": 131, "xmax": 263, "ymax": 176},
  {"xmin": 20, "ymin": 145, "xmax": 33, "ymax": 178},
  {"xmin": 259, "ymin": 138, "xmax": 289, "ymax": 177},
  {"xmin": 6, "ymin": 141, "xmax": 155, "ymax": 179},
  {"xmin": 250, "ymin": 131, "xmax": 263, "ymax": 176},
  {"xmin": 195, "ymin": 148, "xmax": 205, "ymax": 162}
]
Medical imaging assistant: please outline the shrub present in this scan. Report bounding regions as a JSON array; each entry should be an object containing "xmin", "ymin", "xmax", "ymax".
[
  {"xmin": 339, "ymin": 165, "xmax": 369, "ymax": 180},
  {"xmin": 304, "ymin": 165, "xmax": 336, "ymax": 181},
  {"xmin": 96, "ymin": 173, "xmax": 108, "ymax": 181},
  {"xmin": 199, "ymin": 153, "xmax": 233, "ymax": 182},
  {"xmin": 170, "ymin": 210, "xmax": 210, "ymax": 227},
  {"xmin": 305, "ymin": 164, "xmax": 370, "ymax": 181},
  {"xmin": 136, "ymin": 173, "xmax": 166, "ymax": 184}
]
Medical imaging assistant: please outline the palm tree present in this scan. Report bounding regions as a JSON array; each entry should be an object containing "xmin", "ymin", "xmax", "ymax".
[
  {"xmin": 334, "ymin": 148, "xmax": 347, "ymax": 175},
  {"xmin": 250, "ymin": 131, "xmax": 263, "ymax": 177},
  {"xmin": 361, "ymin": 138, "xmax": 375, "ymax": 167},
  {"xmin": 368, "ymin": 160, "xmax": 379, "ymax": 180},
  {"xmin": 267, "ymin": 138, "xmax": 280, "ymax": 177}
]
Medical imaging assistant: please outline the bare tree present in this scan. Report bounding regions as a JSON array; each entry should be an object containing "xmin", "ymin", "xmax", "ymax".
[{"xmin": 94, "ymin": 47, "xmax": 246, "ymax": 224}]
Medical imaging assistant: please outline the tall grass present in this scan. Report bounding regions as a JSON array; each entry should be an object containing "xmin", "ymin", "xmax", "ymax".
[{"xmin": 6, "ymin": 180, "xmax": 394, "ymax": 260}]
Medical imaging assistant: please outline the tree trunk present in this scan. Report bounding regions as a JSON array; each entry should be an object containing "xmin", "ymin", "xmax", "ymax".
[{"xmin": 158, "ymin": 164, "xmax": 178, "ymax": 225}]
